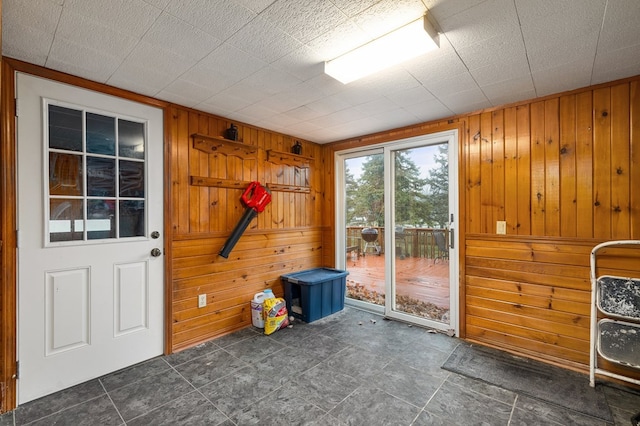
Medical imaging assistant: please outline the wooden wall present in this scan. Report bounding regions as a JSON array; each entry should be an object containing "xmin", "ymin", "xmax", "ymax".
[
  {"xmin": 325, "ymin": 77, "xmax": 640, "ymax": 375},
  {"xmin": 168, "ymin": 105, "xmax": 326, "ymax": 351}
]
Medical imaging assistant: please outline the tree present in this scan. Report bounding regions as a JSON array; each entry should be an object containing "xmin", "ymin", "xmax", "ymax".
[
  {"xmin": 349, "ymin": 152, "xmax": 429, "ymax": 227},
  {"xmin": 394, "ymin": 150, "xmax": 429, "ymax": 226},
  {"xmin": 344, "ymin": 164, "xmax": 359, "ymax": 225},
  {"xmin": 351, "ymin": 154, "xmax": 385, "ymax": 226},
  {"xmin": 423, "ymin": 144, "xmax": 449, "ymax": 228}
]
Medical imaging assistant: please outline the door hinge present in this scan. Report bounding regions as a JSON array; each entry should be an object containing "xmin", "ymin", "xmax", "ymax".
[
  {"xmin": 15, "ymin": 98, "xmax": 19, "ymax": 117},
  {"xmin": 16, "ymin": 230, "xmax": 21, "ymax": 248},
  {"xmin": 14, "ymin": 361, "xmax": 19, "ymax": 380}
]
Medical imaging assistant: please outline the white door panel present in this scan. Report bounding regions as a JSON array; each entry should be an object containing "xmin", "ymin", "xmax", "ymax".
[{"xmin": 17, "ymin": 73, "xmax": 164, "ymax": 403}]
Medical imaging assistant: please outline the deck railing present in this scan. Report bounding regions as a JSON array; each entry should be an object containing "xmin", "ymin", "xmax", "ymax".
[{"xmin": 346, "ymin": 226, "xmax": 449, "ymax": 260}]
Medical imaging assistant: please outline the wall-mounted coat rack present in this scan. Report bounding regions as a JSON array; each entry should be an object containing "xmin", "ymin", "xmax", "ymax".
[{"xmin": 192, "ymin": 133, "xmax": 257, "ymax": 158}]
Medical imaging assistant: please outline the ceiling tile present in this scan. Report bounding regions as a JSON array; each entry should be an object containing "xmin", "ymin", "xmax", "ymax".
[
  {"xmin": 531, "ymin": 57, "xmax": 594, "ymax": 97},
  {"xmin": 232, "ymin": 0, "xmax": 276, "ymax": 14},
  {"xmin": 440, "ymin": 0, "xmax": 519, "ymax": 47},
  {"xmin": 198, "ymin": 90, "xmax": 255, "ymax": 113},
  {"xmin": 517, "ymin": 0, "xmax": 604, "ymax": 73},
  {"xmin": 270, "ymin": 45, "xmax": 325, "ymax": 81},
  {"xmin": 598, "ymin": 0, "xmax": 640, "ymax": 51},
  {"xmin": 592, "ymin": 43, "xmax": 640, "ymax": 85},
  {"xmin": 385, "ymin": 86, "xmax": 436, "ymax": 106},
  {"xmin": 4, "ymin": 0, "xmax": 61, "ymax": 35},
  {"xmin": 260, "ymin": 0, "xmax": 347, "ymax": 44},
  {"xmin": 456, "ymin": 27, "xmax": 527, "ymax": 73},
  {"xmin": 226, "ymin": 15, "xmax": 303, "ymax": 63},
  {"xmin": 116, "ymin": 41, "xmax": 195, "ymax": 81},
  {"xmin": 351, "ymin": 0, "xmax": 427, "ymax": 39},
  {"xmin": 240, "ymin": 66, "xmax": 302, "ymax": 95},
  {"xmin": 306, "ymin": 20, "xmax": 369, "ymax": 60},
  {"xmin": 55, "ymin": 9, "xmax": 138, "ymax": 60},
  {"xmin": 142, "ymin": 13, "xmax": 222, "ymax": 62},
  {"xmin": 164, "ymin": 0, "xmax": 256, "ymax": 40},
  {"xmin": 47, "ymin": 39, "xmax": 121, "ymax": 82},
  {"xmin": 198, "ymin": 43, "xmax": 268, "ymax": 82},
  {"xmin": 64, "ymin": 0, "xmax": 161, "ymax": 38},
  {"xmin": 481, "ymin": 75, "xmax": 536, "ymax": 106},
  {"xmin": 155, "ymin": 78, "xmax": 219, "ymax": 107},
  {"xmin": 403, "ymin": 98, "xmax": 453, "ymax": 122},
  {"xmin": 423, "ymin": 0, "xmax": 488, "ymax": 22},
  {"xmin": 2, "ymin": 21, "xmax": 54, "ymax": 66},
  {"xmin": 439, "ymin": 87, "xmax": 490, "ymax": 114},
  {"xmin": 420, "ymin": 70, "xmax": 478, "ymax": 99}
]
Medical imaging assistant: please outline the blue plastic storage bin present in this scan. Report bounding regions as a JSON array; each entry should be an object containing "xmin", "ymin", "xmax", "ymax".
[{"xmin": 282, "ymin": 268, "xmax": 348, "ymax": 323}]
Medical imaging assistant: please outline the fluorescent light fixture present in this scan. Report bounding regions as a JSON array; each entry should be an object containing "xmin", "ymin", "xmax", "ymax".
[{"xmin": 324, "ymin": 15, "xmax": 439, "ymax": 84}]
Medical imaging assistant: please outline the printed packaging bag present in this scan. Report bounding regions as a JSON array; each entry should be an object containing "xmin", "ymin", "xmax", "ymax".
[{"xmin": 263, "ymin": 297, "xmax": 289, "ymax": 335}]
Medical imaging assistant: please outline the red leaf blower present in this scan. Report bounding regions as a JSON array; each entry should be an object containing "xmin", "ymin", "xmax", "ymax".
[{"xmin": 219, "ymin": 181, "xmax": 271, "ymax": 258}]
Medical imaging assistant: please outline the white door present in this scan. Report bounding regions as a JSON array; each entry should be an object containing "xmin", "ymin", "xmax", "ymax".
[{"xmin": 16, "ymin": 73, "xmax": 164, "ymax": 403}]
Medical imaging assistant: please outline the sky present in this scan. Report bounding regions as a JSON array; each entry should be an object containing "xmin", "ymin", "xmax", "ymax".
[{"xmin": 345, "ymin": 143, "xmax": 444, "ymax": 180}]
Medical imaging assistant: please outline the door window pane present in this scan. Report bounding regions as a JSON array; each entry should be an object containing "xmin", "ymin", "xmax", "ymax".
[
  {"xmin": 86, "ymin": 113, "xmax": 115, "ymax": 155},
  {"xmin": 119, "ymin": 160, "xmax": 145, "ymax": 197},
  {"xmin": 50, "ymin": 199, "xmax": 84, "ymax": 242},
  {"xmin": 87, "ymin": 157, "xmax": 115, "ymax": 197},
  {"xmin": 118, "ymin": 119, "xmax": 145, "ymax": 159},
  {"xmin": 49, "ymin": 153, "xmax": 83, "ymax": 196},
  {"xmin": 87, "ymin": 200, "xmax": 115, "ymax": 240},
  {"xmin": 120, "ymin": 200, "xmax": 144, "ymax": 237},
  {"xmin": 46, "ymin": 103, "xmax": 147, "ymax": 244},
  {"xmin": 49, "ymin": 105, "xmax": 82, "ymax": 151},
  {"xmin": 344, "ymin": 153, "xmax": 385, "ymax": 307},
  {"xmin": 393, "ymin": 143, "xmax": 450, "ymax": 323}
]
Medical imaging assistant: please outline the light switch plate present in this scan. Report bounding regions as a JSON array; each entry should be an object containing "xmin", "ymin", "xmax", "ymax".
[
  {"xmin": 496, "ymin": 221, "xmax": 507, "ymax": 235},
  {"xmin": 198, "ymin": 294, "xmax": 207, "ymax": 308}
]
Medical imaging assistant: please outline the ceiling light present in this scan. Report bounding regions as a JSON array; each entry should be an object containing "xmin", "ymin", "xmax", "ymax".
[{"xmin": 324, "ymin": 15, "xmax": 440, "ymax": 84}]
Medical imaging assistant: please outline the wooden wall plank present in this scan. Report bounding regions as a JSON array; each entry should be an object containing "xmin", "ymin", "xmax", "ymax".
[
  {"xmin": 530, "ymin": 101, "xmax": 546, "ymax": 235},
  {"xmin": 467, "ymin": 115, "xmax": 481, "ymax": 234},
  {"xmin": 480, "ymin": 112, "xmax": 493, "ymax": 233},
  {"xmin": 544, "ymin": 99, "xmax": 560, "ymax": 236},
  {"xmin": 504, "ymin": 107, "xmax": 518, "ymax": 234},
  {"xmin": 492, "ymin": 110, "xmax": 505, "ymax": 227},
  {"xmin": 575, "ymin": 91, "xmax": 593, "ymax": 238},
  {"xmin": 516, "ymin": 105, "xmax": 531, "ymax": 235},
  {"xmin": 559, "ymin": 95, "xmax": 577, "ymax": 237},
  {"xmin": 610, "ymin": 83, "xmax": 631, "ymax": 239},
  {"xmin": 593, "ymin": 87, "xmax": 612, "ymax": 239},
  {"xmin": 632, "ymin": 81, "xmax": 640, "ymax": 239}
]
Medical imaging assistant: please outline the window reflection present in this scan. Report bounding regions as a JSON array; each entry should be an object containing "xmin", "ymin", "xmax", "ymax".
[
  {"xmin": 87, "ymin": 113, "xmax": 115, "ymax": 155},
  {"xmin": 87, "ymin": 157, "xmax": 115, "ymax": 197},
  {"xmin": 119, "ymin": 160, "xmax": 145, "ymax": 198},
  {"xmin": 49, "ymin": 153, "xmax": 83, "ymax": 196},
  {"xmin": 49, "ymin": 105, "xmax": 82, "ymax": 151},
  {"xmin": 118, "ymin": 120, "xmax": 145, "ymax": 159},
  {"xmin": 87, "ymin": 199, "xmax": 115, "ymax": 240},
  {"xmin": 120, "ymin": 200, "xmax": 144, "ymax": 237},
  {"xmin": 49, "ymin": 199, "xmax": 84, "ymax": 242}
]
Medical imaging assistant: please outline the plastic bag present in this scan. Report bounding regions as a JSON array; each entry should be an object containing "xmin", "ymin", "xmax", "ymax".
[{"xmin": 263, "ymin": 297, "xmax": 289, "ymax": 335}]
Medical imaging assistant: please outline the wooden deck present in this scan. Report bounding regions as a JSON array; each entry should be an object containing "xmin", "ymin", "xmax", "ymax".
[{"xmin": 344, "ymin": 253, "xmax": 450, "ymax": 309}]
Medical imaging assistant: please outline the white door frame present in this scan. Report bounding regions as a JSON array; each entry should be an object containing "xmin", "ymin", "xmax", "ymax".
[{"xmin": 335, "ymin": 129, "xmax": 459, "ymax": 335}]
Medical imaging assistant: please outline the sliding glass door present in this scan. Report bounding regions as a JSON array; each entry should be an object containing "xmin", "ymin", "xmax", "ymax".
[{"xmin": 336, "ymin": 130, "xmax": 458, "ymax": 334}]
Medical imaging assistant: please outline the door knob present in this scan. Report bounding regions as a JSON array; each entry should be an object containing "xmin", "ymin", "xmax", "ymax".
[{"xmin": 151, "ymin": 248, "xmax": 162, "ymax": 257}]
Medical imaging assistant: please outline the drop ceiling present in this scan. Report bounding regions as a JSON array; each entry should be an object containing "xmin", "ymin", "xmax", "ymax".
[{"xmin": 3, "ymin": 0, "xmax": 640, "ymax": 144}]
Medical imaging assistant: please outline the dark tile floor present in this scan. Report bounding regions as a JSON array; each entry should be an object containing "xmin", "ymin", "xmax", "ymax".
[{"xmin": 2, "ymin": 307, "xmax": 639, "ymax": 425}]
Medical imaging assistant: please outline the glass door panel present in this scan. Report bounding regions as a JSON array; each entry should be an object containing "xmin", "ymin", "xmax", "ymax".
[
  {"xmin": 390, "ymin": 143, "xmax": 451, "ymax": 326},
  {"xmin": 343, "ymin": 152, "xmax": 386, "ymax": 311}
]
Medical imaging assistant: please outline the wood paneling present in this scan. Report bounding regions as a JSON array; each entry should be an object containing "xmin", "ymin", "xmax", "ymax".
[
  {"xmin": 325, "ymin": 76, "xmax": 640, "ymax": 376},
  {"xmin": 168, "ymin": 106, "xmax": 325, "ymax": 351}
]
